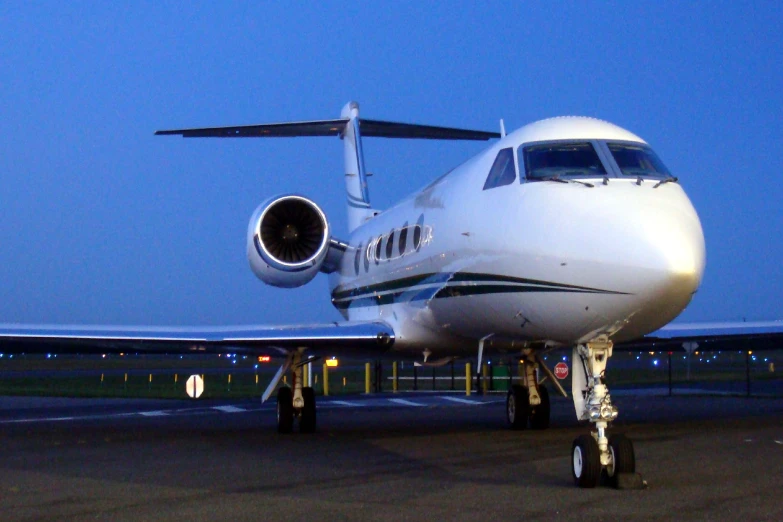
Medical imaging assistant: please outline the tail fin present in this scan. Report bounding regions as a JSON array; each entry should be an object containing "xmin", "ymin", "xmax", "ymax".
[{"xmin": 156, "ymin": 102, "xmax": 500, "ymax": 232}]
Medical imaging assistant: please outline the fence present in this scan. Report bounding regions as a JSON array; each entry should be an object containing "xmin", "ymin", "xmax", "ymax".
[{"xmin": 0, "ymin": 349, "xmax": 781, "ymax": 399}]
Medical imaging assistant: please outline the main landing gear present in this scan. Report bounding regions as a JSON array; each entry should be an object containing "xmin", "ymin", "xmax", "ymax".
[
  {"xmin": 274, "ymin": 351, "xmax": 316, "ymax": 434},
  {"xmin": 570, "ymin": 337, "xmax": 642, "ymax": 489},
  {"xmin": 506, "ymin": 352, "xmax": 551, "ymax": 430}
]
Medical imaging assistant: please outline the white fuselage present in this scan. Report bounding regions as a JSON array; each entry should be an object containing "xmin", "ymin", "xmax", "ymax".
[{"xmin": 328, "ymin": 117, "xmax": 706, "ymax": 357}]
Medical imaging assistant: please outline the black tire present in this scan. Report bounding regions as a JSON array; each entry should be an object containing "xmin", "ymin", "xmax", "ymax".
[
  {"xmin": 606, "ymin": 434, "xmax": 635, "ymax": 487},
  {"xmin": 300, "ymin": 387, "xmax": 316, "ymax": 433},
  {"xmin": 529, "ymin": 385, "xmax": 550, "ymax": 430},
  {"xmin": 276, "ymin": 387, "xmax": 294, "ymax": 434},
  {"xmin": 572, "ymin": 434, "xmax": 601, "ymax": 488},
  {"xmin": 506, "ymin": 385, "xmax": 529, "ymax": 430}
]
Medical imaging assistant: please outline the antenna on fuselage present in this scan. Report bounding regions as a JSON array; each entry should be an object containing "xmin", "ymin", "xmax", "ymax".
[{"xmin": 500, "ymin": 119, "xmax": 506, "ymax": 138}]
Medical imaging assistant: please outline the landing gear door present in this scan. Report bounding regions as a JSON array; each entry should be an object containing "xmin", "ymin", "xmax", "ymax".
[{"xmin": 571, "ymin": 346, "xmax": 588, "ymax": 420}]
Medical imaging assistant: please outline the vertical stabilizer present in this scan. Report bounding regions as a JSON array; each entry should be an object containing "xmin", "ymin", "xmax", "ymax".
[{"xmin": 340, "ymin": 102, "xmax": 375, "ymax": 232}]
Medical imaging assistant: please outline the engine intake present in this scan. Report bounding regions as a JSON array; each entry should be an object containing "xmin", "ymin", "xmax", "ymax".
[{"xmin": 247, "ymin": 195, "xmax": 331, "ymax": 288}]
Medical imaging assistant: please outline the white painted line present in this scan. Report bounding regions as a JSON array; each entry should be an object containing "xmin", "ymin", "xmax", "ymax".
[
  {"xmin": 388, "ymin": 398, "xmax": 426, "ymax": 407},
  {"xmin": 0, "ymin": 416, "xmax": 75, "ymax": 424},
  {"xmin": 212, "ymin": 405, "xmax": 246, "ymax": 413},
  {"xmin": 138, "ymin": 411, "xmax": 168, "ymax": 417},
  {"xmin": 330, "ymin": 400, "xmax": 364, "ymax": 407},
  {"xmin": 440, "ymin": 396, "xmax": 480, "ymax": 405}
]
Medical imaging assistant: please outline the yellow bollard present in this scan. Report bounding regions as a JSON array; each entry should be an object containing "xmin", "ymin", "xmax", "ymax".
[
  {"xmin": 482, "ymin": 363, "xmax": 489, "ymax": 394},
  {"xmin": 174, "ymin": 374, "xmax": 178, "ymax": 384},
  {"xmin": 392, "ymin": 361, "xmax": 398, "ymax": 393},
  {"xmin": 228, "ymin": 374, "xmax": 231, "ymax": 391},
  {"xmin": 466, "ymin": 362, "xmax": 472, "ymax": 396},
  {"xmin": 343, "ymin": 376, "xmax": 347, "ymax": 387},
  {"xmin": 283, "ymin": 375, "xmax": 287, "ymax": 385},
  {"xmin": 770, "ymin": 362, "xmax": 775, "ymax": 373},
  {"xmin": 255, "ymin": 374, "xmax": 259, "ymax": 386},
  {"xmin": 322, "ymin": 364, "xmax": 329, "ymax": 396},
  {"xmin": 365, "ymin": 362, "xmax": 371, "ymax": 394}
]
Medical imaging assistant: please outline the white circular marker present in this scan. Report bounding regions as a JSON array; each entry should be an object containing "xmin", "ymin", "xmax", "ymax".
[
  {"xmin": 554, "ymin": 362, "xmax": 569, "ymax": 380},
  {"xmin": 186, "ymin": 374, "xmax": 204, "ymax": 399}
]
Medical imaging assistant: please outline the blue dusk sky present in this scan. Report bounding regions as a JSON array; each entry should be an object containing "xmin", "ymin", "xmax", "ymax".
[{"xmin": 0, "ymin": 2, "xmax": 781, "ymax": 327}]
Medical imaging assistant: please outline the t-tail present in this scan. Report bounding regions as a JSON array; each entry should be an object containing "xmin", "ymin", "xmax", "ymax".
[{"xmin": 155, "ymin": 101, "xmax": 500, "ymax": 232}]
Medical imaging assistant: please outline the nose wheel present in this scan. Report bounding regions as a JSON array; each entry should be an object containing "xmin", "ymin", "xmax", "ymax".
[{"xmin": 570, "ymin": 338, "xmax": 643, "ymax": 489}]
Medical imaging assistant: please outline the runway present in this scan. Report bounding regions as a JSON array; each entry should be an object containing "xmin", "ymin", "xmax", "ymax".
[{"xmin": 2, "ymin": 392, "xmax": 783, "ymax": 521}]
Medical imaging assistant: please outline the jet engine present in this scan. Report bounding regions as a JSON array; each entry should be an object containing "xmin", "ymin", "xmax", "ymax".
[{"xmin": 247, "ymin": 194, "xmax": 332, "ymax": 288}]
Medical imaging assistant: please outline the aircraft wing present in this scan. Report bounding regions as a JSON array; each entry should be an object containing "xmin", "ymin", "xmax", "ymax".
[
  {"xmin": 619, "ymin": 321, "xmax": 783, "ymax": 351},
  {"xmin": 0, "ymin": 322, "xmax": 394, "ymax": 357}
]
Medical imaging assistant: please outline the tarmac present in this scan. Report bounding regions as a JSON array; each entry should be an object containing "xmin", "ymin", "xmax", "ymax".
[{"xmin": 1, "ymin": 390, "xmax": 782, "ymax": 521}]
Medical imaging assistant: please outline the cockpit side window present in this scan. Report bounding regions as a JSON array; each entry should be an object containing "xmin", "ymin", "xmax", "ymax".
[
  {"xmin": 521, "ymin": 142, "xmax": 606, "ymax": 180},
  {"xmin": 482, "ymin": 148, "xmax": 516, "ymax": 190},
  {"xmin": 607, "ymin": 143, "xmax": 671, "ymax": 178}
]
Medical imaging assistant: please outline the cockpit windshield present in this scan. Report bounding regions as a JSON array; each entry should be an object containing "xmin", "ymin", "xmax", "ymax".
[
  {"xmin": 521, "ymin": 142, "xmax": 606, "ymax": 180},
  {"xmin": 607, "ymin": 143, "xmax": 671, "ymax": 178}
]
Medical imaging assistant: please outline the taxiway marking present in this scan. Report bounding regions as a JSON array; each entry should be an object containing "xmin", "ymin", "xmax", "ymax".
[
  {"xmin": 330, "ymin": 400, "xmax": 364, "ymax": 407},
  {"xmin": 388, "ymin": 398, "xmax": 426, "ymax": 407},
  {"xmin": 138, "ymin": 411, "xmax": 168, "ymax": 417},
  {"xmin": 212, "ymin": 405, "xmax": 246, "ymax": 413},
  {"xmin": 440, "ymin": 396, "xmax": 481, "ymax": 405}
]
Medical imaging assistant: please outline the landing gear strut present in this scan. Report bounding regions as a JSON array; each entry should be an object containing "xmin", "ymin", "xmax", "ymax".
[
  {"xmin": 570, "ymin": 337, "xmax": 640, "ymax": 488},
  {"xmin": 506, "ymin": 352, "xmax": 551, "ymax": 430},
  {"xmin": 274, "ymin": 350, "xmax": 316, "ymax": 434}
]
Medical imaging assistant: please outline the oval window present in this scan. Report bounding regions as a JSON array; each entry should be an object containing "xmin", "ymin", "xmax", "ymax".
[
  {"xmin": 374, "ymin": 237, "xmax": 382, "ymax": 264},
  {"xmin": 364, "ymin": 241, "xmax": 371, "ymax": 272},
  {"xmin": 398, "ymin": 225, "xmax": 408, "ymax": 255},
  {"xmin": 385, "ymin": 229, "xmax": 395, "ymax": 259},
  {"xmin": 413, "ymin": 225, "xmax": 421, "ymax": 251}
]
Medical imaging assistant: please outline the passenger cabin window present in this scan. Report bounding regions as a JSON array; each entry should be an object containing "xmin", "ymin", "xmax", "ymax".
[
  {"xmin": 607, "ymin": 143, "xmax": 671, "ymax": 179},
  {"xmin": 482, "ymin": 148, "xmax": 516, "ymax": 190},
  {"xmin": 521, "ymin": 142, "xmax": 606, "ymax": 180}
]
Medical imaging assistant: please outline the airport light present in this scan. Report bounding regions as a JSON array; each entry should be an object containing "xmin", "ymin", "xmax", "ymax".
[
  {"xmin": 326, "ymin": 358, "xmax": 339, "ymax": 368},
  {"xmin": 258, "ymin": 355, "xmax": 271, "ymax": 363}
]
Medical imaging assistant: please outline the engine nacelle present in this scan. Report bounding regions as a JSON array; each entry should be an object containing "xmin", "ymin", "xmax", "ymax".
[{"xmin": 247, "ymin": 194, "xmax": 331, "ymax": 288}]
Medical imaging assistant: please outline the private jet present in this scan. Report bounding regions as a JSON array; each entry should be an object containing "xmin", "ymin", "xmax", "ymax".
[{"xmin": 2, "ymin": 102, "xmax": 782, "ymax": 488}]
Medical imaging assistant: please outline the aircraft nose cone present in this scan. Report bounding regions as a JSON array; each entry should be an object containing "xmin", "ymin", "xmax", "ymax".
[{"xmin": 621, "ymin": 189, "xmax": 706, "ymax": 335}]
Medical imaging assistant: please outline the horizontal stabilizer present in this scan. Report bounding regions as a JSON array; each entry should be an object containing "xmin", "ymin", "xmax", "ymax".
[{"xmin": 156, "ymin": 118, "xmax": 500, "ymax": 141}]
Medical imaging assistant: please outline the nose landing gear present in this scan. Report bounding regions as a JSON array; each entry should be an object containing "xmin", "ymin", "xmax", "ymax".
[{"xmin": 571, "ymin": 337, "xmax": 643, "ymax": 489}]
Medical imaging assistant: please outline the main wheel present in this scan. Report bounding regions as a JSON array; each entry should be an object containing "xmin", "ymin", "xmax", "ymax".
[
  {"xmin": 572, "ymin": 434, "xmax": 601, "ymax": 488},
  {"xmin": 276, "ymin": 387, "xmax": 294, "ymax": 434},
  {"xmin": 300, "ymin": 387, "xmax": 316, "ymax": 433},
  {"xmin": 606, "ymin": 434, "xmax": 635, "ymax": 487},
  {"xmin": 507, "ymin": 385, "xmax": 529, "ymax": 430},
  {"xmin": 529, "ymin": 385, "xmax": 550, "ymax": 430}
]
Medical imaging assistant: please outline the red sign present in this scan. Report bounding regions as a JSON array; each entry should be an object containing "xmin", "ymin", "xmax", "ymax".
[{"xmin": 554, "ymin": 362, "xmax": 569, "ymax": 380}]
